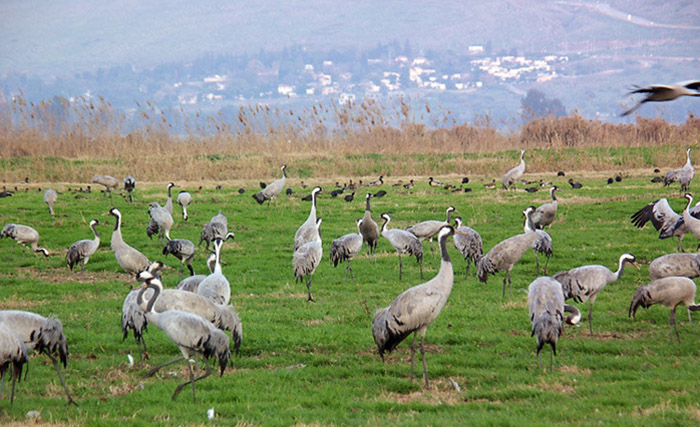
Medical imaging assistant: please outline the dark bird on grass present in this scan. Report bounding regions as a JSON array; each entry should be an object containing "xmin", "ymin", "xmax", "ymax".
[
  {"xmin": 629, "ymin": 276, "xmax": 700, "ymax": 344},
  {"xmin": 477, "ymin": 210, "xmax": 539, "ymax": 297},
  {"xmin": 0, "ymin": 190, "xmax": 12, "ymax": 198},
  {"xmin": 524, "ymin": 206, "xmax": 553, "ymax": 275},
  {"xmin": 615, "ymin": 175, "xmax": 622, "ymax": 182},
  {"xmin": 295, "ymin": 187, "xmax": 322, "ymax": 250},
  {"xmin": 259, "ymin": 182, "xmax": 267, "ymax": 189},
  {"xmin": 293, "ymin": 218, "xmax": 323, "ymax": 301},
  {"xmin": 90, "ymin": 174, "xmax": 119, "ymax": 201},
  {"xmin": 557, "ymin": 171, "xmax": 565, "ymax": 177},
  {"xmin": 651, "ymin": 176, "xmax": 663, "ymax": 183},
  {"xmin": 0, "ymin": 323, "xmax": 28, "ymax": 405},
  {"xmin": 462, "ymin": 177, "xmax": 470, "ymax": 184},
  {"xmin": 238, "ymin": 188, "xmax": 245, "ymax": 194},
  {"xmin": 163, "ymin": 238, "xmax": 196, "ymax": 280},
  {"xmin": 66, "ymin": 219, "xmax": 101, "ymax": 280},
  {"xmin": 630, "ymin": 196, "xmax": 700, "ymax": 252},
  {"xmin": 607, "ymin": 177, "xmax": 614, "ymax": 185},
  {"xmin": 428, "ymin": 177, "xmax": 443, "ymax": 187},
  {"xmin": 528, "ymin": 277, "xmax": 581, "ymax": 371},
  {"xmin": 453, "ymin": 217, "xmax": 482, "ymax": 278},
  {"xmin": 199, "ymin": 211, "xmax": 234, "ymax": 251},
  {"xmin": 285, "ymin": 188, "xmax": 293, "ymax": 195},
  {"xmin": 654, "ymin": 168, "xmax": 661, "ymax": 173},
  {"xmin": 568, "ymin": 178, "xmax": 582, "ymax": 189},
  {"xmin": 525, "ymin": 187, "xmax": 538, "ymax": 193},
  {"xmin": 649, "ymin": 252, "xmax": 700, "ymax": 281},
  {"xmin": 43, "ymin": 189, "xmax": 57, "ymax": 217},
  {"xmin": 553, "ymin": 253, "xmax": 639, "ymax": 336},
  {"xmin": 368, "ymin": 175, "xmax": 384, "ymax": 187},
  {"xmin": 215, "ymin": 185, "xmax": 223, "ymax": 190},
  {"xmin": 663, "ymin": 147, "xmax": 694, "ymax": 192},
  {"xmin": 360, "ymin": 193, "xmax": 380, "ymax": 263},
  {"xmin": 372, "ymin": 225, "xmax": 459, "ymax": 388},
  {"xmin": 253, "ymin": 165, "xmax": 287, "ymax": 206},
  {"xmin": 104, "ymin": 208, "xmax": 150, "ymax": 275},
  {"xmin": 123, "ymin": 175, "xmax": 136, "ymax": 203},
  {"xmin": 403, "ymin": 179, "xmax": 414, "ymax": 189},
  {"xmin": 502, "ymin": 149, "xmax": 526, "ymax": 190},
  {"xmin": 621, "ymin": 81, "xmax": 700, "ymax": 117},
  {"xmin": 301, "ymin": 194, "xmax": 313, "ymax": 201},
  {"xmin": 0, "ymin": 310, "xmax": 76, "ymax": 405},
  {"xmin": 406, "ymin": 206, "xmax": 457, "ymax": 259},
  {"xmin": 381, "ymin": 213, "xmax": 423, "ymax": 280},
  {"xmin": 330, "ymin": 218, "xmax": 363, "ymax": 281},
  {"xmin": 330, "ymin": 189, "xmax": 342, "ymax": 198},
  {"xmin": 0, "ymin": 223, "xmax": 49, "ymax": 260},
  {"xmin": 374, "ymin": 189, "xmax": 387, "ymax": 198},
  {"xmin": 344, "ymin": 192, "xmax": 355, "ymax": 202},
  {"xmin": 176, "ymin": 191, "xmax": 192, "ymax": 221},
  {"xmin": 136, "ymin": 276, "xmax": 231, "ymax": 402}
]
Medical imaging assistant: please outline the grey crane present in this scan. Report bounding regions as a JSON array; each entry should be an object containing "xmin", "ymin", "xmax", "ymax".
[
  {"xmin": 553, "ymin": 253, "xmax": 639, "ymax": 336},
  {"xmin": 621, "ymin": 80, "xmax": 700, "ymax": 117},
  {"xmin": 649, "ymin": 252, "xmax": 700, "ymax": 281},
  {"xmin": 177, "ymin": 253, "xmax": 216, "ymax": 292},
  {"xmin": 330, "ymin": 218, "xmax": 364, "ymax": 281},
  {"xmin": 136, "ymin": 269, "xmax": 242, "ymax": 352},
  {"xmin": 164, "ymin": 182, "xmax": 176, "ymax": 215},
  {"xmin": 477, "ymin": 211, "xmax": 538, "ymax": 297},
  {"xmin": 359, "ymin": 193, "xmax": 380, "ymax": 262},
  {"xmin": 0, "ymin": 310, "xmax": 75, "ymax": 405},
  {"xmin": 104, "ymin": 208, "xmax": 150, "ymax": 275},
  {"xmin": 631, "ymin": 196, "xmax": 700, "ymax": 252},
  {"xmin": 121, "ymin": 261, "xmax": 165, "ymax": 361},
  {"xmin": 531, "ymin": 186, "xmax": 559, "ymax": 229},
  {"xmin": 663, "ymin": 147, "xmax": 694, "ymax": 192},
  {"xmin": 163, "ymin": 238, "xmax": 196, "ymax": 280},
  {"xmin": 199, "ymin": 211, "xmax": 234, "ymax": 251},
  {"xmin": 372, "ymin": 225, "xmax": 460, "ymax": 387},
  {"xmin": 147, "ymin": 202, "xmax": 174, "ymax": 244},
  {"xmin": 294, "ymin": 218, "xmax": 323, "ymax": 301},
  {"xmin": 406, "ymin": 206, "xmax": 457, "ymax": 259},
  {"xmin": 90, "ymin": 174, "xmax": 120, "ymax": 200},
  {"xmin": 501, "ymin": 149, "xmax": 526, "ymax": 190},
  {"xmin": 0, "ymin": 223, "xmax": 49, "ymax": 260},
  {"xmin": 380, "ymin": 213, "xmax": 423, "ymax": 280},
  {"xmin": 629, "ymin": 276, "xmax": 700, "ymax": 344},
  {"xmin": 527, "ymin": 277, "xmax": 581, "ymax": 371},
  {"xmin": 123, "ymin": 175, "xmax": 136, "ymax": 203},
  {"xmin": 66, "ymin": 219, "xmax": 101, "ymax": 280},
  {"xmin": 176, "ymin": 191, "xmax": 192, "ymax": 221},
  {"xmin": 453, "ymin": 217, "xmax": 482, "ymax": 278},
  {"xmin": 253, "ymin": 164, "xmax": 287, "ymax": 206},
  {"xmin": 524, "ymin": 206, "xmax": 553, "ymax": 275},
  {"xmin": 136, "ymin": 276, "xmax": 230, "ymax": 402},
  {"xmin": 197, "ymin": 238, "xmax": 231, "ymax": 305},
  {"xmin": 43, "ymin": 189, "xmax": 57, "ymax": 217},
  {"xmin": 294, "ymin": 186, "xmax": 323, "ymax": 250},
  {"xmin": 0, "ymin": 323, "xmax": 28, "ymax": 405}
]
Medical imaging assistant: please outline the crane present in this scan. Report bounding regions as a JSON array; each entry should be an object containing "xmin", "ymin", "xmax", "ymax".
[
  {"xmin": 253, "ymin": 165, "xmax": 287, "ymax": 206},
  {"xmin": 501, "ymin": 149, "xmax": 525, "ymax": 190},
  {"xmin": 43, "ymin": 189, "xmax": 57, "ymax": 217},
  {"xmin": 329, "ymin": 218, "xmax": 363, "ymax": 281},
  {"xmin": 1, "ymin": 223, "xmax": 49, "ymax": 261},
  {"xmin": 380, "ymin": 213, "xmax": 423, "ymax": 280},
  {"xmin": 66, "ymin": 219, "xmax": 101, "ymax": 280},
  {"xmin": 621, "ymin": 80, "xmax": 700, "ymax": 117},
  {"xmin": 359, "ymin": 193, "xmax": 379, "ymax": 263}
]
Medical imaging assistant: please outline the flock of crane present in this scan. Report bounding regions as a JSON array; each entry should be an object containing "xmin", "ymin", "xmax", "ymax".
[{"xmin": 2, "ymin": 144, "xmax": 700, "ymax": 404}]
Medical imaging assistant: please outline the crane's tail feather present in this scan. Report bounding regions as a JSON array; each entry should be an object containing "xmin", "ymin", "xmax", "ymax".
[{"xmin": 629, "ymin": 285, "xmax": 652, "ymax": 319}]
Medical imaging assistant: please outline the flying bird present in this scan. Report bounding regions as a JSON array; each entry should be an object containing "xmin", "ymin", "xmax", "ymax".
[{"xmin": 621, "ymin": 80, "xmax": 700, "ymax": 117}]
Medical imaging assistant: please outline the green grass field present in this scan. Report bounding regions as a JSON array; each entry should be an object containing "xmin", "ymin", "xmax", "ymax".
[{"xmin": 1, "ymin": 166, "xmax": 700, "ymax": 425}]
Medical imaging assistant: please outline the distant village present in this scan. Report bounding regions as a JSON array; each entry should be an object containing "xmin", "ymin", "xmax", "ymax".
[{"xmin": 173, "ymin": 47, "xmax": 569, "ymax": 107}]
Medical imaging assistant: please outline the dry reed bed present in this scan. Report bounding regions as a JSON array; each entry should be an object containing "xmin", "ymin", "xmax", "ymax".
[{"xmin": 1, "ymin": 96, "xmax": 699, "ymax": 182}]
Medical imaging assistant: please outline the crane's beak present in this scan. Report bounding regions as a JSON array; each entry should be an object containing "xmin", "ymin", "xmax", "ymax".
[
  {"xmin": 454, "ymin": 229, "xmax": 469, "ymax": 235},
  {"xmin": 631, "ymin": 262, "xmax": 641, "ymax": 271}
]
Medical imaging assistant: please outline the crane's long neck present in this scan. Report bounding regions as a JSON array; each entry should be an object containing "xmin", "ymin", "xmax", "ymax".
[
  {"xmin": 381, "ymin": 217, "xmax": 390, "ymax": 233},
  {"xmin": 91, "ymin": 223, "xmax": 100, "ymax": 241},
  {"xmin": 281, "ymin": 167, "xmax": 287, "ymax": 178},
  {"xmin": 436, "ymin": 232, "xmax": 454, "ymax": 291},
  {"xmin": 365, "ymin": 196, "xmax": 371, "ymax": 213},
  {"xmin": 308, "ymin": 192, "xmax": 318, "ymax": 221},
  {"xmin": 137, "ymin": 281, "xmax": 161, "ymax": 314},
  {"xmin": 685, "ymin": 196, "xmax": 694, "ymax": 215},
  {"xmin": 615, "ymin": 258, "xmax": 628, "ymax": 280},
  {"xmin": 214, "ymin": 241, "xmax": 223, "ymax": 274},
  {"xmin": 686, "ymin": 149, "xmax": 692, "ymax": 167},
  {"xmin": 167, "ymin": 185, "xmax": 172, "ymax": 199},
  {"xmin": 445, "ymin": 209, "xmax": 453, "ymax": 223},
  {"xmin": 111, "ymin": 214, "xmax": 124, "ymax": 247},
  {"xmin": 524, "ymin": 212, "xmax": 536, "ymax": 233},
  {"xmin": 551, "ymin": 189, "xmax": 557, "ymax": 202}
]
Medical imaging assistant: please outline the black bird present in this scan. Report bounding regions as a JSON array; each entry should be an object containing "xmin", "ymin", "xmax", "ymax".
[
  {"xmin": 331, "ymin": 190, "xmax": 342, "ymax": 198},
  {"xmin": 557, "ymin": 171, "xmax": 566, "ymax": 177},
  {"xmin": 344, "ymin": 192, "xmax": 355, "ymax": 202},
  {"xmin": 654, "ymin": 168, "xmax": 661, "ymax": 173},
  {"xmin": 259, "ymin": 182, "xmax": 267, "ymax": 189},
  {"xmin": 461, "ymin": 177, "xmax": 469, "ymax": 184},
  {"xmin": 615, "ymin": 175, "xmax": 622, "ymax": 182},
  {"xmin": 607, "ymin": 178, "xmax": 614, "ymax": 185},
  {"xmin": 238, "ymin": 188, "xmax": 245, "ymax": 194},
  {"xmin": 215, "ymin": 185, "xmax": 223, "ymax": 190},
  {"xmin": 463, "ymin": 188, "xmax": 472, "ymax": 193},
  {"xmin": 286, "ymin": 188, "xmax": 293, "ymax": 195},
  {"xmin": 301, "ymin": 194, "xmax": 313, "ymax": 202},
  {"xmin": 568, "ymin": 179, "xmax": 582, "ymax": 189},
  {"xmin": 374, "ymin": 190, "xmax": 387, "ymax": 198},
  {"xmin": 651, "ymin": 176, "xmax": 663, "ymax": 183},
  {"xmin": 525, "ymin": 187, "xmax": 538, "ymax": 193}
]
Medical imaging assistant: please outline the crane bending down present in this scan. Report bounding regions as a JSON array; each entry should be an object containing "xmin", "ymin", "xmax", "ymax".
[
  {"xmin": 406, "ymin": 206, "xmax": 457, "ymax": 259},
  {"xmin": 90, "ymin": 175, "xmax": 119, "ymax": 200},
  {"xmin": 1, "ymin": 223, "xmax": 50, "ymax": 261},
  {"xmin": 372, "ymin": 225, "xmax": 462, "ymax": 388},
  {"xmin": 629, "ymin": 276, "xmax": 700, "ymax": 344},
  {"xmin": 253, "ymin": 165, "xmax": 287, "ymax": 206},
  {"xmin": 621, "ymin": 81, "xmax": 700, "ymax": 117},
  {"xmin": 44, "ymin": 189, "xmax": 57, "ymax": 217},
  {"xmin": 649, "ymin": 252, "xmax": 700, "ymax": 281},
  {"xmin": 453, "ymin": 217, "xmax": 482, "ymax": 278},
  {"xmin": 0, "ymin": 310, "xmax": 76, "ymax": 405},
  {"xmin": 554, "ymin": 253, "xmax": 639, "ymax": 336},
  {"xmin": 527, "ymin": 277, "xmax": 581, "ymax": 370},
  {"xmin": 0, "ymin": 323, "xmax": 28, "ymax": 405},
  {"xmin": 136, "ymin": 276, "xmax": 230, "ymax": 402}
]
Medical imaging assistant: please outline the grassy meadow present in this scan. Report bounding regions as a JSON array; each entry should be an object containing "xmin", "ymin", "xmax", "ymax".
[{"xmin": 2, "ymin": 161, "xmax": 700, "ymax": 425}]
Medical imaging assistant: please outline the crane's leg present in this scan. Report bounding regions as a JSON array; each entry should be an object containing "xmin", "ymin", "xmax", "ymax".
[
  {"xmin": 187, "ymin": 263, "xmax": 195, "ymax": 277},
  {"xmin": 533, "ymin": 249, "xmax": 541, "ymax": 274},
  {"xmin": 8, "ymin": 241, "xmax": 17, "ymax": 261},
  {"xmin": 588, "ymin": 301, "xmax": 594, "ymax": 336},
  {"xmin": 0, "ymin": 369, "xmax": 5, "ymax": 400},
  {"xmin": 465, "ymin": 259, "xmax": 470, "ymax": 279},
  {"xmin": 45, "ymin": 352, "xmax": 76, "ymax": 406},
  {"xmin": 418, "ymin": 256, "xmax": 424, "ymax": 280},
  {"xmin": 409, "ymin": 332, "xmax": 417, "ymax": 383},
  {"xmin": 173, "ymin": 360, "xmax": 212, "ymax": 402},
  {"xmin": 670, "ymin": 307, "xmax": 680, "ymax": 344},
  {"xmin": 429, "ymin": 238, "xmax": 436, "ymax": 260},
  {"xmin": 306, "ymin": 275, "xmax": 314, "ymax": 302},
  {"xmin": 80, "ymin": 262, "xmax": 85, "ymax": 281},
  {"xmin": 537, "ymin": 350, "xmax": 542, "ymax": 371},
  {"xmin": 549, "ymin": 348, "xmax": 554, "ymax": 371},
  {"xmin": 678, "ymin": 235, "xmax": 684, "ymax": 253},
  {"xmin": 10, "ymin": 366, "xmax": 17, "ymax": 404},
  {"xmin": 420, "ymin": 331, "xmax": 429, "ymax": 388},
  {"xmin": 398, "ymin": 254, "xmax": 403, "ymax": 281},
  {"xmin": 144, "ymin": 356, "xmax": 185, "ymax": 378},
  {"xmin": 502, "ymin": 276, "xmax": 508, "ymax": 298},
  {"xmin": 543, "ymin": 254, "xmax": 551, "ymax": 276}
]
